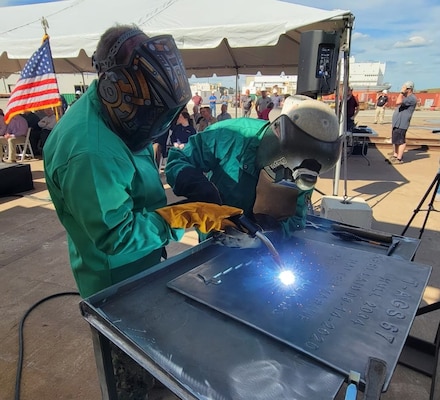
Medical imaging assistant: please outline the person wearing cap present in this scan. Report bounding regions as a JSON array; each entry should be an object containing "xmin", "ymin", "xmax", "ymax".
[
  {"xmin": 271, "ymin": 88, "xmax": 282, "ymax": 109},
  {"xmin": 388, "ymin": 81, "xmax": 417, "ymax": 164},
  {"xmin": 374, "ymin": 89, "xmax": 389, "ymax": 124},
  {"xmin": 255, "ymin": 86, "xmax": 272, "ymax": 118},
  {"xmin": 71, "ymin": 89, "xmax": 82, "ymax": 105},
  {"xmin": 220, "ymin": 89, "xmax": 230, "ymax": 105},
  {"xmin": 166, "ymin": 95, "xmax": 342, "ymax": 244}
]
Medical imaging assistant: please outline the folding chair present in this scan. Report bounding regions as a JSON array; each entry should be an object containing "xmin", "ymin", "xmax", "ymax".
[{"xmin": 15, "ymin": 128, "xmax": 34, "ymax": 161}]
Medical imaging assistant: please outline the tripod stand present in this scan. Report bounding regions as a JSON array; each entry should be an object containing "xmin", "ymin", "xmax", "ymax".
[
  {"xmin": 401, "ymin": 171, "xmax": 440, "ymax": 239},
  {"xmin": 398, "ymin": 171, "xmax": 440, "ymax": 400}
]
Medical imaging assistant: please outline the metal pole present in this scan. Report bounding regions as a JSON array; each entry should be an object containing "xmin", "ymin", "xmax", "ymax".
[
  {"xmin": 333, "ymin": 16, "xmax": 354, "ymax": 197},
  {"xmin": 235, "ymin": 70, "xmax": 239, "ymax": 118}
]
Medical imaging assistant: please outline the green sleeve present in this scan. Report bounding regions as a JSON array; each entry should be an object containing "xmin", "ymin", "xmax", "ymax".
[
  {"xmin": 165, "ymin": 128, "xmax": 221, "ymax": 187},
  {"xmin": 55, "ymin": 153, "xmax": 183, "ymax": 256}
]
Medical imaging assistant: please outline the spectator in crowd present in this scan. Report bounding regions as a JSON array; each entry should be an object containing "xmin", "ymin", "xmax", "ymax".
[
  {"xmin": 0, "ymin": 109, "xmax": 6, "ymax": 136},
  {"xmin": 388, "ymin": 81, "xmax": 417, "ymax": 164},
  {"xmin": 241, "ymin": 89, "xmax": 253, "ymax": 117},
  {"xmin": 38, "ymin": 108, "xmax": 57, "ymax": 151},
  {"xmin": 0, "ymin": 114, "xmax": 29, "ymax": 163},
  {"xmin": 153, "ymin": 129, "xmax": 170, "ymax": 169},
  {"xmin": 197, "ymin": 106, "xmax": 217, "ymax": 132},
  {"xmin": 271, "ymin": 88, "xmax": 282, "ymax": 109},
  {"xmin": 209, "ymin": 90, "xmax": 217, "ymax": 117},
  {"xmin": 170, "ymin": 111, "xmax": 196, "ymax": 148},
  {"xmin": 345, "ymin": 86, "xmax": 359, "ymax": 132},
  {"xmin": 191, "ymin": 91, "xmax": 203, "ymax": 107},
  {"xmin": 374, "ymin": 89, "xmax": 389, "ymax": 124},
  {"xmin": 70, "ymin": 90, "xmax": 82, "ymax": 106},
  {"xmin": 220, "ymin": 89, "xmax": 230, "ymax": 105},
  {"xmin": 255, "ymin": 87, "xmax": 272, "ymax": 119},
  {"xmin": 22, "ymin": 111, "xmax": 42, "ymax": 157},
  {"xmin": 259, "ymin": 101, "xmax": 274, "ymax": 120},
  {"xmin": 190, "ymin": 104, "xmax": 201, "ymax": 128},
  {"xmin": 217, "ymin": 103, "xmax": 232, "ymax": 121},
  {"xmin": 60, "ymin": 94, "xmax": 69, "ymax": 115}
]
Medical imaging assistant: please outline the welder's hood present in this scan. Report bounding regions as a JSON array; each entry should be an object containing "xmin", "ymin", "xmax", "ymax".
[
  {"xmin": 95, "ymin": 31, "xmax": 191, "ymax": 152},
  {"xmin": 257, "ymin": 96, "xmax": 342, "ymax": 173}
]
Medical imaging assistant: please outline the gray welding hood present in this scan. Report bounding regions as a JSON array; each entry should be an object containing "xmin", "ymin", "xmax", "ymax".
[{"xmin": 256, "ymin": 96, "xmax": 343, "ymax": 174}]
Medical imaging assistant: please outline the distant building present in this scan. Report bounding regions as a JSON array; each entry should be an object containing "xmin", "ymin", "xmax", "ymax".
[
  {"xmin": 345, "ymin": 57, "xmax": 391, "ymax": 92},
  {"xmin": 242, "ymin": 58, "xmax": 391, "ymax": 96},
  {"xmin": 243, "ymin": 75, "xmax": 297, "ymax": 95}
]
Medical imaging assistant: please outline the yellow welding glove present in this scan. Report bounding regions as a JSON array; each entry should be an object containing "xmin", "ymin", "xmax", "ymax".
[{"xmin": 156, "ymin": 202, "xmax": 243, "ymax": 234}]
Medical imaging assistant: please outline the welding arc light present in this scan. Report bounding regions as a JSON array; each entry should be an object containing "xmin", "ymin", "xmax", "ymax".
[{"xmin": 278, "ymin": 270, "xmax": 296, "ymax": 286}]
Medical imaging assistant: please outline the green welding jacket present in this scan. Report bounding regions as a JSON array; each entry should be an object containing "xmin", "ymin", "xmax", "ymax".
[
  {"xmin": 44, "ymin": 80, "xmax": 183, "ymax": 298},
  {"xmin": 165, "ymin": 118, "xmax": 313, "ymax": 238}
]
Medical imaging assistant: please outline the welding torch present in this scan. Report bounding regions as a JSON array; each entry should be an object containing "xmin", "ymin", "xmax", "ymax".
[{"xmin": 228, "ymin": 214, "xmax": 285, "ymax": 269}]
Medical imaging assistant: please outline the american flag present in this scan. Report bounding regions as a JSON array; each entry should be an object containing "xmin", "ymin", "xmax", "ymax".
[{"xmin": 4, "ymin": 35, "xmax": 61, "ymax": 124}]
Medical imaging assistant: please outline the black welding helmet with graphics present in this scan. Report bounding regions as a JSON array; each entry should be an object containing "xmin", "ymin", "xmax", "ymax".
[{"xmin": 93, "ymin": 29, "xmax": 191, "ymax": 152}]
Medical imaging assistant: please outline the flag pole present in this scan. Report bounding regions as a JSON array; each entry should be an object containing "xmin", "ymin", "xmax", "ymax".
[
  {"xmin": 41, "ymin": 17, "xmax": 61, "ymax": 120},
  {"xmin": 41, "ymin": 17, "xmax": 49, "ymax": 36}
]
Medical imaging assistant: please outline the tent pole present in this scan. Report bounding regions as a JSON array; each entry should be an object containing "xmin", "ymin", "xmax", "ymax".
[
  {"xmin": 332, "ymin": 17, "xmax": 354, "ymax": 197},
  {"xmin": 235, "ymin": 70, "xmax": 239, "ymax": 118}
]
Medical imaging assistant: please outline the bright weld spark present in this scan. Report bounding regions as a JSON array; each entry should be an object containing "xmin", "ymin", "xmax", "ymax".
[{"xmin": 278, "ymin": 270, "xmax": 296, "ymax": 286}]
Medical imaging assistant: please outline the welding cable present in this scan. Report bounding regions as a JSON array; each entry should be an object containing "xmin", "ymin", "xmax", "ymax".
[{"xmin": 14, "ymin": 291, "xmax": 80, "ymax": 400}]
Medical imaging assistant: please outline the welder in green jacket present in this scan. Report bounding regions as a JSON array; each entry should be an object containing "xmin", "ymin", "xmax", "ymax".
[
  {"xmin": 44, "ymin": 26, "xmax": 242, "ymax": 299},
  {"xmin": 166, "ymin": 95, "xmax": 343, "ymax": 242}
]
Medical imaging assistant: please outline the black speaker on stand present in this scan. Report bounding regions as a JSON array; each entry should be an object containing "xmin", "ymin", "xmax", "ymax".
[{"xmin": 297, "ymin": 30, "xmax": 340, "ymax": 98}]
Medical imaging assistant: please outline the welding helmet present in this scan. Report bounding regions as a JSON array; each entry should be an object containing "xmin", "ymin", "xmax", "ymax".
[
  {"xmin": 257, "ymin": 95, "xmax": 342, "ymax": 188},
  {"xmin": 93, "ymin": 29, "xmax": 191, "ymax": 152}
]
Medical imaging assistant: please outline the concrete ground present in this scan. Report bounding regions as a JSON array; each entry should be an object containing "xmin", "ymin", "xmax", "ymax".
[{"xmin": 0, "ymin": 109, "xmax": 439, "ymax": 399}]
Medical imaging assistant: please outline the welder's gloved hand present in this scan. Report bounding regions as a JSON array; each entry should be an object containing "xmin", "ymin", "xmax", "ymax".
[
  {"xmin": 156, "ymin": 202, "xmax": 242, "ymax": 234},
  {"xmin": 213, "ymin": 226, "xmax": 262, "ymax": 249},
  {"xmin": 173, "ymin": 168, "xmax": 222, "ymax": 204}
]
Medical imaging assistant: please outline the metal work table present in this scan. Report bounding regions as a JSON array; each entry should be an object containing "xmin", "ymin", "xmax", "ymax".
[{"xmin": 81, "ymin": 216, "xmax": 430, "ymax": 400}]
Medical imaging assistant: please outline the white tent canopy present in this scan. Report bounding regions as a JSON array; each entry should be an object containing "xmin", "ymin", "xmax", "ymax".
[{"xmin": 0, "ymin": 0, "xmax": 353, "ymax": 78}]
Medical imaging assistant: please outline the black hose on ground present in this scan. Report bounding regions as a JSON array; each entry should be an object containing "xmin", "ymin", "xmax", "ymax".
[{"xmin": 15, "ymin": 291, "xmax": 80, "ymax": 400}]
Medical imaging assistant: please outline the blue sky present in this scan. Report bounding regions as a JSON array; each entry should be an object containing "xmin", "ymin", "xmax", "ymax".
[
  {"xmin": 289, "ymin": 0, "xmax": 440, "ymax": 91},
  {"xmin": 193, "ymin": 0, "xmax": 440, "ymax": 91},
  {"xmin": 2, "ymin": 0, "xmax": 439, "ymax": 91}
]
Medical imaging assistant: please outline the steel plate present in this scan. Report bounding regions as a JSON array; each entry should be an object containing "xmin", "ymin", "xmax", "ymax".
[{"xmin": 168, "ymin": 237, "xmax": 431, "ymax": 389}]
